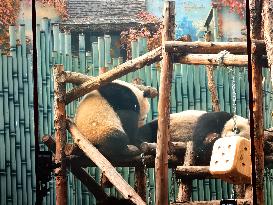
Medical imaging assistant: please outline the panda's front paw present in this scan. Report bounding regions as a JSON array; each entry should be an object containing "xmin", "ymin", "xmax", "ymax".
[{"xmin": 126, "ymin": 145, "xmax": 142, "ymax": 156}]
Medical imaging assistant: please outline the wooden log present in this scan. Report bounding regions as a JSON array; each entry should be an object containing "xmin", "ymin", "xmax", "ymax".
[
  {"xmin": 66, "ymin": 119, "xmax": 146, "ymax": 205},
  {"xmin": 174, "ymin": 54, "xmax": 248, "ymax": 66},
  {"xmin": 63, "ymin": 71, "xmax": 158, "ymax": 98},
  {"xmin": 262, "ymin": 0, "xmax": 273, "ymax": 71},
  {"xmin": 140, "ymin": 142, "xmax": 186, "ymax": 155},
  {"xmin": 250, "ymin": 0, "xmax": 264, "ymax": 204},
  {"xmin": 165, "ymin": 41, "xmax": 248, "ymax": 54},
  {"xmin": 66, "ymin": 152, "xmax": 183, "ymax": 168},
  {"xmin": 53, "ymin": 65, "xmax": 67, "ymax": 205},
  {"xmin": 42, "ymin": 135, "xmax": 108, "ymax": 201},
  {"xmin": 204, "ymin": 32, "xmax": 220, "ymax": 112},
  {"xmin": 175, "ymin": 166, "xmax": 213, "ymax": 179},
  {"xmin": 156, "ymin": 1, "xmax": 175, "ymax": 205},
  {"xmin": 177, "ymin": 142, "xmax": 194, "ymax": 202},
  {"xmin": 171, "ymin": 199, "xmax": 252, "ymax": 205},
  {"xmin": 65, "ymin": 47, "xmax": 162, "ymax": 104}
]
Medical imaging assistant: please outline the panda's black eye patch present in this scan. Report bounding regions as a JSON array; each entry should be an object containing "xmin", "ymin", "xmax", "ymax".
[{"xmin": 232, "ymin": 127, "xmax": 240, "ymax": 134}]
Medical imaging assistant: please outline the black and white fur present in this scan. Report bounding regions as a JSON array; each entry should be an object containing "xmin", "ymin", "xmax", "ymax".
[
  {"xmin": 74, "ymin": 80, "xmax": 150, "ymax": 160},
  {"xmin": 136, "ymin": 110, "xmax": 250, "ymax": 165}
]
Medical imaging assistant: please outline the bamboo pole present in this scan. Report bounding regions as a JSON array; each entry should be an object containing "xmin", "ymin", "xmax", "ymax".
[
  {"xmin": 250, "ymin": 0, "xmax": 264, "ymax": 204},
  {"xmin": 65, "ymin": 47, "xmax": 162, "ymax": 104},
  {"xmin": 98, "ymin": 37, "xmax": 106, "ymax": 74},
  {"xmin": 104, "ymin": 35, "xmax": 112, "ymax": 69},
  {"xmin": 53, "ymin": 65, "xmax": 67, "ymax": 205},
  {"xmin": 92, "ymin": 42, "xmax": 99, "ymax": 76},
  {"xmin": 155, "ymin": 1, "xmax": 175, "ymax": 205},
  {"xmin": 79, "ymin": 33, "xmax": 86, "ymax": 74},
  {"xmin": 66, "ymin": 119, "xmax": 145, "ymax": 205}
]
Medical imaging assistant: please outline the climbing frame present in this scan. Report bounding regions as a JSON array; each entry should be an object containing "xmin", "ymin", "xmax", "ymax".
[{"xmin": 44, "ymin": 0, "xmax": 273, "ymax": 204}]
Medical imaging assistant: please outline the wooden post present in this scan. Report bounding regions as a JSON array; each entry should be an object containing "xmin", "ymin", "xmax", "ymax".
[
  {"xmin": 249, "ymin": 0, "xmax": 264, "ymax": 204},
  {"xmin": 134, "ymin": 166, "xmax": 146, "ymax": 201},
  {"xmin": 53, "ymin": 65, "xmax": 67, "ymax": 205},
  {"xmin": 177, "ymin": 142, "xmax": 194, "ymax": 202},
  {"xmin": 155, "ymin": 1, "xmax": 175, "ymax": 205},
  {"xmin": 204, "ymin": 32, "xmax": 220, "ymax": 112}
]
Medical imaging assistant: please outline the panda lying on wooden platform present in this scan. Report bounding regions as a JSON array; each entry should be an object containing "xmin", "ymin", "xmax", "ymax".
[
  {"xmin": 74, "ymin": 80, "xmax": 151, "ymax": 160},
  {"xmin": 136, "ymin": 110, "xmax": 250, "ymax": 165}
]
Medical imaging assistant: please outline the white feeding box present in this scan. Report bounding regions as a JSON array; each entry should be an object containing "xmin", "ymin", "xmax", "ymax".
[{"xmin": 209, "ymin": 135, "xmax": 251, "ymax": 184}]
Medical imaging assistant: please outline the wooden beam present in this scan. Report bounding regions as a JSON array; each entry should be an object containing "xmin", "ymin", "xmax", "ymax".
[
  {"xmin": 66, "ymin": 119, "xmax": 145, "ymax": 205},
  {"xmin": 175, "ymin": 166, "xmax": 213, "ymax": 179},
  {"xmin": 165, "ymin": 41, "xmax": 248, "ymax": 54},
  {"xmin": 53, "ymin": 65, "xmax": 67, "ymax": 205},
  {"xmin": 42, "ymin": 135, "xmax": 108, "ymax": 202},
  {"xmin": 174, "ymin": 54, "xmax": 248, "ymax": 66},
  {"xmin": 171, "ymin": 199, "xmax": 252, "ymax": 205},
  {"xmin": 63, "ymin": 71, "xmax": 158, "ymax": 98},
  {"xmin": 155, "ymin": 1, "xmax": 175, "ymax": 205},
  {"xmin": 140, "ymin": 142, "xmax": 186, "ymax": 155},
  {"xmin": 65, "ymin": 47, "xmax": 162, "ymax": 104},
  {"xmin": 250, "ymin": 0, "xmax": 264, "ymax": 204}
]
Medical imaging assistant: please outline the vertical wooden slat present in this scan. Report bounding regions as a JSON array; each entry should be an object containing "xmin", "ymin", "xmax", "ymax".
[
  {"xmin": 2, "ymin": 54, "xmax": 12, "ymax": 205},
  {"xmin": 54, "ymin": 65, "xmax": 67, "ymax": 205},
  {"xmin": 0, "ymin": 51, "xmax": 7, "ymax": 205},
  {"xmin": 41, "ymin": 31, "xmax": 49, "ymax": 136},
  {"xmin": 199, "ymin": 66, "xmax": 207, "ymax": 110},
  {"xmin": 10, "ymin": 25, "xmax": 22, "ymax": 205},
  {"xmin": 104, "ymin": 35, "xmax": 112, "ymax": 70},
  {"xmin": 194, "ymin": 66, "xmax": 201, "ymax": 110},
  {"xmin": 250, "ymin": 0, "xmax": 264, "ymax": 204},
  {"xmin": 98, "ymin": 37, "xmax": 105, "ymax": 74},
  {"xmin": 155, "ymin": 1, "xmax": 175, "ymax": 205},
  {"xmin": 79, "ymin": 33, "xmax": 86, "ymax": 74},
  {"xmin": 92, "ymin": 42, "xmax": 99, "ymax": 76},
  {"xmin": 181, "ymin": 64, "xmax": 189, "ymax": 110},
  {"xmin": 17, "ymin": 44, "xmax": 25, "ymax": 205},
  {"xmin": 175, "ymin": 64, "xmax": 183, "ymax": 112},
  {"xmin": 27, "ymin": 53, "xmax": 36, "ymax": 203}
]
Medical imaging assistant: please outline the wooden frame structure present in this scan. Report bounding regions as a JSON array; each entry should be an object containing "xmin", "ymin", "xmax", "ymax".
[{"xmin": 42, "ymin": 1, "xmax": 273, "ymax": 204}]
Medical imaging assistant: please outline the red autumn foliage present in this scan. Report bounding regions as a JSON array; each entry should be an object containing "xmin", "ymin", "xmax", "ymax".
[
  {"xmin": 37, "ymin": 0, "xmax": 68, "ymax": 20},
  {"xmin": 0, "ymin": 0, "xmax": 20, "ymax": 48},
  {"xmin": 215, "ymin": 0, "xmax": 245, "ymax": 18},
  {"xmin": 120, "ymin": 11, "xmax": 162, "ymax": 60}
]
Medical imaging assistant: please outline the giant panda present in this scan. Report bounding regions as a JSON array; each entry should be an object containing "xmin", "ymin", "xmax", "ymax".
[
  {"xmin": 136, "ymin": 110, "xmax": 250, "ymax": 165},
  {"xmin": 74, "ymin": 80, "xmax": 150, "ymax": 160}
]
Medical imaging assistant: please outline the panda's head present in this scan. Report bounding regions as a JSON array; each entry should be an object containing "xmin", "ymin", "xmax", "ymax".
[
  {"xmin": 221, "ymin": 115, "xmax": 250, "ymax": 139},
  {"xmin": 112, "ymin": 80, "xmax": 150, "ymax": 126}
]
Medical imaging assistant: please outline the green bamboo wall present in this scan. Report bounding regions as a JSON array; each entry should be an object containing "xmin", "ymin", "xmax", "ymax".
[{"xmin": 1, "ymin": 17, "xmax": 273, "ymax": 204}]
